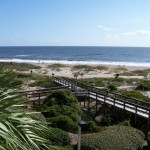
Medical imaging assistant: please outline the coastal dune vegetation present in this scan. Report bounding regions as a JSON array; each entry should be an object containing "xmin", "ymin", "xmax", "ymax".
[{"xmin": 0, "ymin": 62, "xmax": 150, "ymax": 149}]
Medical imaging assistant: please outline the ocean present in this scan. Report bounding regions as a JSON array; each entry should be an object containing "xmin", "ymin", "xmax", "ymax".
[{"xmin": 0, "ymin": 46, "xmax": 150, "ymax": 67}]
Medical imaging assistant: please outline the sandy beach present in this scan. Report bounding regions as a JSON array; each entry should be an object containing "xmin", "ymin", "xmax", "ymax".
[{"xmin": 25, "ymin": 62, "xmax": 150, "ymax": 79}]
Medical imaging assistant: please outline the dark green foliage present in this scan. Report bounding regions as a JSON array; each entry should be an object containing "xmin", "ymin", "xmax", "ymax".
[
  {"xmin": 42, "ymin": 89, "xmax": 81, "ymax": 132},
  {"xmin": 100, "ymin": 105, "xmax": 131, "ymax": 126},
  {"xmin": 0, "ymin": 67, "xmax": 22, "ymax": 88},
  {"xmin": 147, "ymin": 131, "xmax": 150, "ymax": 147},
  {"xmin": 43, "ymin": 89, "xmax": 78, "ymax": 107},
  {"xmin": 85, "ymin": 121, "xmax": 101, "ymax": 133},
  {"xmin": 0, "ymin": 62, "xmax": 41, "ymax": 71},
  {"xmin": 48, "ymin": 127, "xmax": 71, "ymax": 146},
  {"xmin": 81, "ymin": 125, "xmax": 145, "ymax": 150},
  {"xmin": 122, "ymin": 90, "xmax": 150, "ymax": 102},
  {"xmin": 48, "ymin": 115, "xmax": 77, "ymax": 131},
  {"xmin": 107, "ymin": 84, "xmax": 117, "ymax": 91},
  {"xmin": 136, "ymin": 80, "xmax": 150, "ymax": 91}
]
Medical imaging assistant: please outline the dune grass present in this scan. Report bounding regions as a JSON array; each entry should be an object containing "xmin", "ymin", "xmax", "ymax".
[
  {"xmin": 79, "ymin": 77, "xmax": 144, "ymax": 88},
  {"xmin": 111, "ymin": 66, "xmax": 128, "ymax": 73},
  {"xmin": 71, "ymin": 65, "xmax": 108, "ymax": 74},
  {"xmin": 0, "ymin": 62, "xmax": 41, "ymax": 71},
  {"xmin": 120, "ymin": 69, "xmax": 150, "ymax": 77},
  {"xmin": 48, "ymin": 63, "xmax": 67, "ymax": 71}
]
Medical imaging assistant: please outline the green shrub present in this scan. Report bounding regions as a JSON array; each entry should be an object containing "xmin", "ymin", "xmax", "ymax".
[
  {"xmin": 42, "ymin": 90, "xmax": 81, "ymax": 132},
  {"xmin": 81, "ymin": 125, "xmax": 145, "ymax": 150},
  {"xmin": 136, "ymin": 80, "xmax": 150, "ymax": 91},
  {"xmin": 99, "ymin": 105, "xmax": 131, "ymax": 126},
  {"xmin": 48, "ymin": 127, "xmax": 71, "ymax": 146},
  {"xmin": 49, "ymin": 115, "xmax": 77, "ymax": 131},
  {"xmin": 100, "ymin": 115, "xmax": 112, "ymax": 126},
  {"xmin": 43, "ymin": 89, "xmax": 78, "ymax": 107},
  {"xmin": 107, "ymin": 84, "xmax": 117, "ymax": 91},
  {"xmin": 50, "ymin": 145, "xmax": 73, "ymax": 150},
  {"xmin": 85, "ymin": 121, "xmax": 101, "ymax": 133}
]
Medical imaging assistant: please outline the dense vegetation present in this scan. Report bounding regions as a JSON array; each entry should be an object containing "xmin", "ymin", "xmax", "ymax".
[
  {"xmin": 42, "ymin": 89, "xmax": 81, "ymax": 132},
  {"xmin": 0, "ymin": 67, "xmax": 52, "ymax": 149},
  {"xmin": 136, "ymin": 80, "xmax": 150, "ymax": 91},
  {"xmin": 0, "ymin": 67, "xmax": 73, "ymax": 149},
  {"xmin": 81, "ymin": 125, "xmax": 144, "ymax": 150},
  {"xmin": 2, "ymin": 62, "xmax": 150, "ymax": 149}
]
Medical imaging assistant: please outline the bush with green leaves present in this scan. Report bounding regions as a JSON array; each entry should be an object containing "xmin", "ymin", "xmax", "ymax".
[
  {"xmin": 136, "ymin": 80, "xmax": 150, "ymax": 91},
  {"xmin": 48, "ymin": 115, "xmax": 77, "ymax": 131},
  {"xmin": 81, "ymin": 125, "xmax": 145, "ymax": 150},
  {"xmin": 107, "ymin": 84, "xmax": 117, "ymax": 91},
  {"xmin": 85, "ymin": 121, "xmax": 101, "ymax": 133},
  {"xmin": 48, "ymin": 127, "xmax": 70, "ymax": 146},
  {"xmin": 99, "ymin": 105, "xmax": 131, "ymax": 126},
  {"xmin": 42, "ymin": 89, "xmax": 81, "ymax": 132}
]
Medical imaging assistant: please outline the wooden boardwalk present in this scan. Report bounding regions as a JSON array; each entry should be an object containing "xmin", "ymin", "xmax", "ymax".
[
  {"xmin": 23, "ymin": 76, "xmax": 150, "ymax": 129},
  {"xmin": 54, "ymin": 77, "xmax": 150, "ymax": 129}
]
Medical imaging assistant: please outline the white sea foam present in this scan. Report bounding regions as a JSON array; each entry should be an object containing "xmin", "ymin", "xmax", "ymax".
[
  {"xmin": 0, "ymin": 59, "xmax": 150, "ymax": 67},
  {"xmin": 15, "ymin": 55, "xmax": 30, "ymax": 57}
]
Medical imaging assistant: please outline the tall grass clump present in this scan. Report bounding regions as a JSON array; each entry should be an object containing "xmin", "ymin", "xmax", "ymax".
[{"xmin": 48, "ymin": 63, "xmax": 67, "ymax": 71}]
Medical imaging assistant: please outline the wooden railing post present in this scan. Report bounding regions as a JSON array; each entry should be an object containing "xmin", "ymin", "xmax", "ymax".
[
  {"xmin": 148, "ymin": 109, "xmax": 150, "ymax": 132},
  {"xmin": 135, "ymin": 106, "xmax": 137, "ymax": 126},
  {"xmin": 96, "ymin": 93, "xmax": 98, "ymax": 114}
]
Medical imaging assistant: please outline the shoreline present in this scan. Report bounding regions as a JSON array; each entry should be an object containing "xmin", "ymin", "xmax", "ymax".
[{"xmin": 0, "ymin": 59, "xmax": 150, "ymax": 68}]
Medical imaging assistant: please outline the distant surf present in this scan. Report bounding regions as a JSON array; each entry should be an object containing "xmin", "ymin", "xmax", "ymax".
[
  {"xmin": 0, "ymin": 59, "xmax": 150, "ymax": 67},
  {"xmin": 0, "ymin": 46, "xmax": 150, "ymax": 67}
]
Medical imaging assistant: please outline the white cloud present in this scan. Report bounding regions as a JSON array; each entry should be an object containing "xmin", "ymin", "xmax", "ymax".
[
  {"xmin": 97, "ymin": 25, "xmax": 112, "ymax": 31},
  {"xmin": 123, "ymin": 30, "xmax": 150, "ymax": 36}
]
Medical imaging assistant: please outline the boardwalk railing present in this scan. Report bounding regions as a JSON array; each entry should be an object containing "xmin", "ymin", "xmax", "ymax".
[
  {"xmin": 22, "ymin": 86, "xmax": 69, "ymax": 105},
  {"xmin": 54, "ymin": 77, "xmax": 150, "ymax": 123}
]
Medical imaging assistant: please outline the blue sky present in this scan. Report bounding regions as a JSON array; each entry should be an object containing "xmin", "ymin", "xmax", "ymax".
[{"xmin": 0, "ymin": 0, "xmax": 150, "ymax": 46}]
